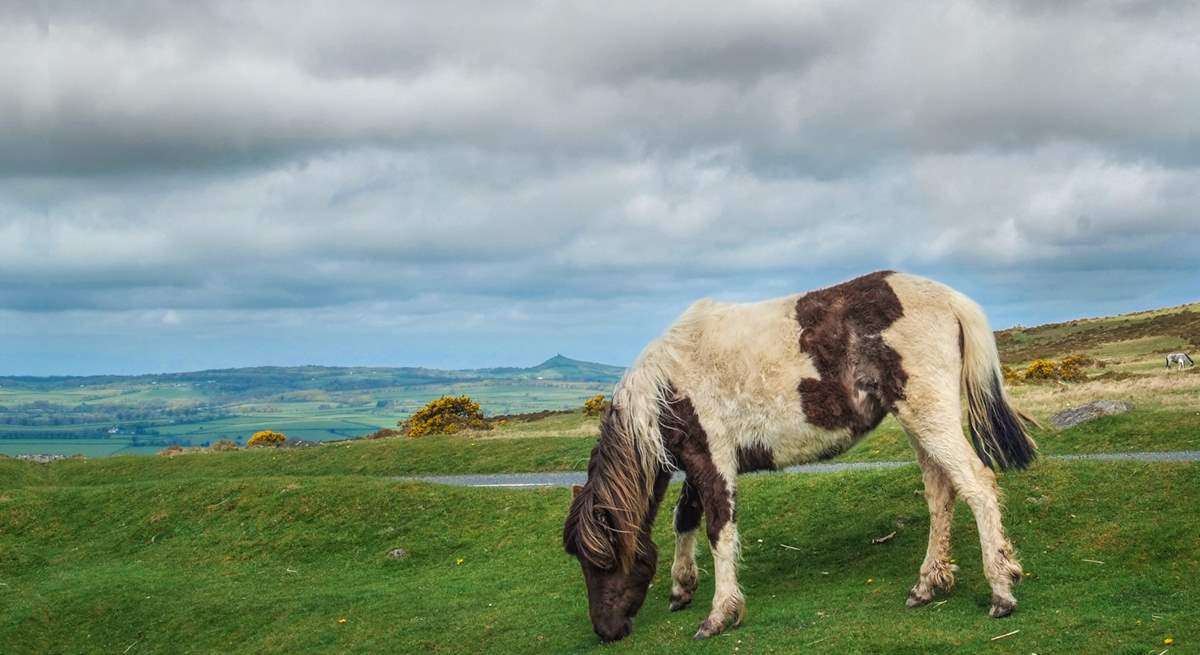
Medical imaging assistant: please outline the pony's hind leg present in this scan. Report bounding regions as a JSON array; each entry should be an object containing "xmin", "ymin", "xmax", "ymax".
[
  {"xmin": 895, "ymin": 386, "xmax": 1023, "ymax": 618},
  {"xmin": 669, "ymin": 481, "xmax": 703, "ymax": 611},
  {"xmin": 906, "ymin": 444, "xmax": 959, "ymax": 607}
]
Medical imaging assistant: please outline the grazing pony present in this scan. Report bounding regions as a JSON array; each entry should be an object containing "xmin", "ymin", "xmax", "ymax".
[
  {"xmin": 563, "ymin": 271, "xmax": 1037, "ymax": 642},
  {"xmin": 1166, "ymin": 352, "xmax": 1194, "ymax": 370}
]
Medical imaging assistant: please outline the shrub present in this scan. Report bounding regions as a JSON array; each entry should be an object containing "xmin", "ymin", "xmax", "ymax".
[
  {"xmin": 583, "ymin": 394, "xmax": 609, "ymax": 417},
  {"xmin": 1022, "ymin": 358, "xmax": 1059, "ymax": 381},
  {"xmin": 248, "ymin": 430, "xmax": 287, "ymax": 448},
  {"xmin": 401, "ymin": 395, "xmax": 491, "ymax": 438},
  {"xmin": 1001, "ymin": 365, "xmax": 1020, "ymax": 385},
  {"xmin": 1021, "ymin": 356, "xmax": 1087, "ymax": 383},
  {"xmin": 210, "ymin": 439, "xmax": 239, "ymax": 451},
  {"xmin": 1055, "ymin": 355, "xmax": 1088, "ymax": 382}
]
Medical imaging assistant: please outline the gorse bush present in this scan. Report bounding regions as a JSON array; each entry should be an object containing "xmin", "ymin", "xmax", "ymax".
[
  {"xmin": 1021, "ymin": 355, "xmax": 1088, "ymax": 383},
  {"xmin": 583, "ymin": 394, "xmax": 609, "ymax": 417},
  {"xmin": 401, "ymin": 395, "xmax": 491, "ymax": 438},
  {"xmin": 247, "ymin": 430, "xmax": 287, "ymax": 448},
  {"xmin": 1022, "ymin": 359, "xmax": 1059, "ymax": 381}
]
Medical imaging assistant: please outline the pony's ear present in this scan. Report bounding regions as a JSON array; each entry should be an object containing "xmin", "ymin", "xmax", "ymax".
[{"xmin": 571, "ymin": 484, "xmax": 583, "ymax": 498}]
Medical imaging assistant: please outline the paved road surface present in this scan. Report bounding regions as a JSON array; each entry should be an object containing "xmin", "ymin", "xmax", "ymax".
[{"xmin": 399, "ymin": 450, "xmax": 1200, "ymax": 488}]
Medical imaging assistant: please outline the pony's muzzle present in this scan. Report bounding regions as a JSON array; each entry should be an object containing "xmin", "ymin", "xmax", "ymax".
[{"xmin": 594, "ymin": 617, "xmax": 633, "ymax": 642}]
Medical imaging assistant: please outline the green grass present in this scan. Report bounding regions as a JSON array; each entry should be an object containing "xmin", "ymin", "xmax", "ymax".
[{"xmin": 2, "ymin": 460, "xmax": 1195, "ymax": 653}]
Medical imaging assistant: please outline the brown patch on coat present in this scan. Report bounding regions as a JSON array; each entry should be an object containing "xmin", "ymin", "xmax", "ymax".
[
  {"xmin": 794, "ymin": 271, "xmax": 908, "ymax": 436},
  {"xmin": 659, "ymin": 390, "xmax": 733, "ymax": 547},
  {"xmin": 736, "ymin": 443, "xmax": 776, "ymax": 473},
  {"xmin": 673, "ymin": 481, "xmax": 703, "ymax": 534}
]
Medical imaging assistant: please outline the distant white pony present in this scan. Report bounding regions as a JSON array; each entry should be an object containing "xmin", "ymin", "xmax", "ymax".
[{"xmin": 1166, "ymin": 353, "xmax": 1194, "ymax": 370}]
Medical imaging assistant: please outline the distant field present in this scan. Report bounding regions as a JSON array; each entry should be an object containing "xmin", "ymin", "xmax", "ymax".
[{"xmin": 0, "ymin": 378, "xmax": 611, "ymax": 457}]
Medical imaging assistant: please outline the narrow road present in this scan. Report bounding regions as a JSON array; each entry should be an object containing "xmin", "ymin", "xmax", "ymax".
[{"xmin": 399, "ymin": 450, "xmax": 1200, "ymax": 488}]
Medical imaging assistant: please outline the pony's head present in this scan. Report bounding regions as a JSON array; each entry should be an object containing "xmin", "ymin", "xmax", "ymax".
[
  {"xmin": 563, "ymin": 410, "xmax": 667, "ymax": 642},
  {"xmin": 563, "ymin": 481, "xmax": 657, "ymax": 641}
]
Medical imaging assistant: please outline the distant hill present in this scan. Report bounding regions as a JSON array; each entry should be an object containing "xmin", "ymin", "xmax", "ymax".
[
  {"xmin": 0, "ymin": 355, "xmax": 626, "ymax": 393},
  {"xmin": 995, "ymin": 301, "xmax": 1200, "ymax": 364},
  {"xmin": 472, "ymin": 354, "xmax": 626, "ymax": 383}
]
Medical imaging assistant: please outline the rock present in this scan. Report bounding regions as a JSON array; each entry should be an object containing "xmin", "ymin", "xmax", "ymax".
[
  {"xmin": 387, "ymin": 548, "xmax": 408, "ymax": 560},
  {"xmin": 15, "ymin": 454, "xmax": 67, "ymax": 464},
  {"xmin": 1049, "ymin": 400, "xmax": 1134, "ymax": 429},
  {"xmin": 280, "ymin": 438, "xmax": 322, "ymax": 449}
]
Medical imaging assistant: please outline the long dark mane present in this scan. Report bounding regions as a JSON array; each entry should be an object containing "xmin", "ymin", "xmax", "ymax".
[{"xmin": 564, "ymin": 406, "xmax": 660, "ymax": 572}]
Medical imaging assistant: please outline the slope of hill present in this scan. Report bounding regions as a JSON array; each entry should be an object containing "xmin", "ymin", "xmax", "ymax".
[
  {"xmin": 2, "ymin": 460, "xmax": 1195, "ymax": 653},
  {"xmin": 996, "ymin": 301, "xmax": 1200, "ymax": 364}
]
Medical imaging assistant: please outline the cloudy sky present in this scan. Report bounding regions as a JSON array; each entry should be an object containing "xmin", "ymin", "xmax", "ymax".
[{"xmin": 3, "ymin": 1, "xmax": 1199, "ymax": 375}]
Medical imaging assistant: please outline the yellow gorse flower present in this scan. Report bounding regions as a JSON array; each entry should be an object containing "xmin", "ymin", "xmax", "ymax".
[{"xmin": 247, "ymin": 430, "xmax": 287, "ymax": 448}]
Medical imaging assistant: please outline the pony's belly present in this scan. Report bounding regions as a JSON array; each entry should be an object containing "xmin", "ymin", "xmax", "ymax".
[
  {"xmin": 724, "ymin": 399, "xmax": 863, "ymax": 469},
  {"xmin": 766, "ymin": 422, "xmax": 862, "ymax": 468}
]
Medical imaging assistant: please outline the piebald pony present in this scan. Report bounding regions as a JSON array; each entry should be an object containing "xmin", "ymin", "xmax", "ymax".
[{"xmin": 564, "ymin": 271, "xmax": 1037, "ymax": 642}]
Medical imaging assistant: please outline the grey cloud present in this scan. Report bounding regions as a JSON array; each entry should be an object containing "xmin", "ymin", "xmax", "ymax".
[
  {"xmin": 2, "ymin": 1, "xmax": 1199, "ymax": 373},
  {"xmin": 4, "ymin": 1, "xmax": 1200, "ymax": 176}
]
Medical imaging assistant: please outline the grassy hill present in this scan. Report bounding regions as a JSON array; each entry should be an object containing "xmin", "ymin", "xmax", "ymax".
[
  {"xmin": 2, "ymin": 461, "xmax": 1194, "ymax": 653},
  {"xmin": 995, "ymin": 301, "xmax": 1200, "ymax": 365}
]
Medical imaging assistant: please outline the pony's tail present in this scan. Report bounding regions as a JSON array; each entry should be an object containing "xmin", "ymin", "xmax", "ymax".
[{"xmin": 951, "ymin": 292, "xmax": 1038, "ymax": 471}]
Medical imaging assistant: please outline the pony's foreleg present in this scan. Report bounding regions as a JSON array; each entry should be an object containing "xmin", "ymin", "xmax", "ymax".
[
  {"xmin": 694, "ymin": 468, "xmax": 743, "ymax": 640},
  {"xmin": 906, "ymin": 446, "xmax": 959, "ymax": 607},
  {"xmin": 669, "ymin": 481, "xmax": 703, "ymax": 611}
]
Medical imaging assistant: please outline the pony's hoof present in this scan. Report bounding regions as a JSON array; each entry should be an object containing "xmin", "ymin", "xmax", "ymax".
[
  {"xmin": 693, "ymin": 605, "xmax": 743, "ymax": 639},
  {"xmin": 668, "ymin": 594, "xmax": 692, "ymax": 612},
  {"xmin": 692, "ymin": 620, "xmax": 722, "ymax": 640},
  {"xmin": 906, "ymin": 589, "xmax": 934, "ymax": 608},
  {"xmin": 989, "ymin": 594, "xmax": 1016, "ymax": 618}
]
